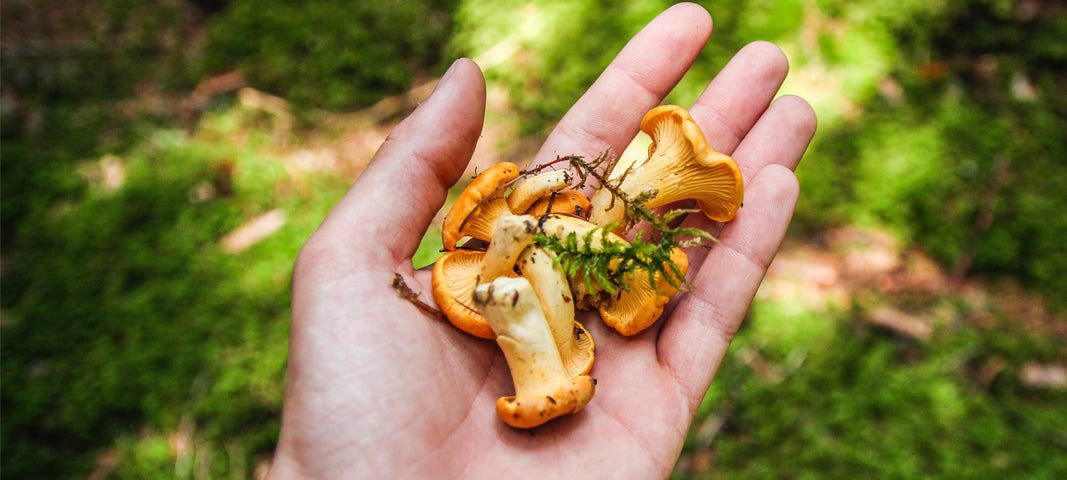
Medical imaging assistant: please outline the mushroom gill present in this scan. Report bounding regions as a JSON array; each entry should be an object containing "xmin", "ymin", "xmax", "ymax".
[
  {"xmin": 441, "ymin": 162, "xmax": 520, "ymax": 250},
  {"xmin": 588, "ymin": 105, "xmax": 744, "ymax": 231}
]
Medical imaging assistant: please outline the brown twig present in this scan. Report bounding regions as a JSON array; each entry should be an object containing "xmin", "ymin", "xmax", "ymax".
[{"xmin": 391, "ymin": 274, "xmax": 449, "ymax": 322}]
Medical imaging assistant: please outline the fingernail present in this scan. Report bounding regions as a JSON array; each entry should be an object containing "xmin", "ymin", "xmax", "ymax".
[{"xmin": 439, "ymin": 59, "xmax": 461, "ymax": 85}]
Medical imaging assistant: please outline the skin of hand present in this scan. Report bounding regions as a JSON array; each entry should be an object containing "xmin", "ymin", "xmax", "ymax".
[{"xmin": 266, "ymin": 3, "xmax": 816, "ymax": 479}]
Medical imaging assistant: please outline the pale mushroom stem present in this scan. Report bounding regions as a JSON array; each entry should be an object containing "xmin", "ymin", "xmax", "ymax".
[
  {"xmin": 479, "ymin": 214, "xmax": 538, "ymax": 282},
  {"xmin": 507, "ymin": 169, "xmax": 573, "ymax": 214},
  {"xmin": 516, "ymin": 245, "xmax": 594, "ymax": 377},
  {"xmin": 540, "ymin": 214, "xmax": 614, "ymax": 250},
  {"xmin": 475, "ymin": 278, "xmax": 568, "ymax": 398},
  {"xmin": 474, "ymin": 277, "xmax": 595, "ymax": 429},
  {"xmin": 516, "ymin": 247, "xmax": 573, "ymax": 352}
]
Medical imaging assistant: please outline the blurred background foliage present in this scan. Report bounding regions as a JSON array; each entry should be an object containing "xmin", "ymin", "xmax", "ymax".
[
  {"xmin": 202, "ymin": 0, "xmax": 457, "ymax": 109},
  {"xmin": 2, "ymin": 0, "xmax": 1065, "ymax": 478}
]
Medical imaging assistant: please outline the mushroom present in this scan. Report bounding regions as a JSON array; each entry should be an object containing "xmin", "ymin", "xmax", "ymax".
[
  {"xmin": 479, "ymin": 214, "xmax": 539, "ymax": 281},
  {"xmin": 588, "ymin": 105, "xmax": 744, "ymax": 231},
  {"xmin": 525, "ymin": 189, "xmax": 591, "ymax": 218},
  {"xmin": 473, "ymin": 276, "xmax": 596, "ymax": 429},
  {"xmin": 432, "ymin": 250, "xmax": 501, "ymax": 339},
  {"xmin": 442, "ymin": 165, "xmax": 581, "ymax": 250},
  {"xmin": 441, "ymin": 162, "xmax": 520, "ymax": 250},
  {"xmin": 516, "ymin": 246, "xmax": 595, "ymax": 376},
  {"xmin": 538, "ymin": 214, "xmax": 688, "ymax": 335},
  {"xmin": 431, "ymin": 214, "xmax": 538, "ymax": 339},
  {"xmin": 506, "ymin": 169, "xmax": 573, "ymax": 214},
  {"xmin": 598, "ymin": 246, "xmax": 688, "ymax": 336},
  {"xmin": 537, "ymin": 214, "xmax": 627, "ymax": 309}
]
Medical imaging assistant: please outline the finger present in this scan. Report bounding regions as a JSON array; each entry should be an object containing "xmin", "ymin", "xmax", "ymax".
[
  {"xmin": 530, "ymin": 2, "xmax": 713, "ymax": 167},
  {"xmin": 732, "ymin": 94, "xmax": 817, "ymax": 180},
  {"xmin": 689, "ymin": 41, "xmax": 790, "ymax": 156},
  {"xmin": 313, "ymin": 59, "xmax": 486, "ymax": 263},
  {"xmin": 656, "ymin": 164, "xmax": 799, "ymax": 412},
  {"xmin": 677, "ymin": 93, "xmax": 817, "ymax": 275}
]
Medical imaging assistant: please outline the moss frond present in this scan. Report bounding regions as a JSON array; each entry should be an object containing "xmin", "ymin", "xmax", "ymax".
[{"xmin": 531, "ymin": 152, "xmax": 719, "ymax": 295}]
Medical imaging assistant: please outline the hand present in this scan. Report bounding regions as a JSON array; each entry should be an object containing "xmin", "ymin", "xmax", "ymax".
[{"xmin": 267, "ymin": 3, "xmax": 816, "ymax": 479}]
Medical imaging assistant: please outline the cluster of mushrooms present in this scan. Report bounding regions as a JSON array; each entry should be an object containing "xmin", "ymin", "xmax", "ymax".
[{"xmin": 430, "ymin": 105, "xmax": 744, "ymax": 428}]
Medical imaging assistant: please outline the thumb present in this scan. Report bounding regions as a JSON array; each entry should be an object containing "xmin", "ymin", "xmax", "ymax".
[{"xmin": 315, "ymin": 58, "xmax": 486, "ymax": 265}]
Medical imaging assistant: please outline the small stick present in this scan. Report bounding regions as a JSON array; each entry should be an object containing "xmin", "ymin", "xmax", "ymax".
[{"xmin": 391, "ymin": 274, "xmax": 449, "ymax": 322}]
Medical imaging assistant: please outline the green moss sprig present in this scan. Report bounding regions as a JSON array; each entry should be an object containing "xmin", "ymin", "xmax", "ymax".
[{"xmin": 530, "ymin": 152, "xmax": 718, "ymax": 295}]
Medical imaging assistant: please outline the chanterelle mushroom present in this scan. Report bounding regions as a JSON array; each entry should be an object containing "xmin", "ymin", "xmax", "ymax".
[
  {"xmin": 474, "ymin": 276, "xmax": 596, "ymax": 429},
  {"xmin": 479, "ymin": 214, "xmax": 538, "ymax": 282},
  {"xmin": 442, "ymin": 165, "xmax": 584, "ymax": 250},
  {"xmin": 598, "ymin": 246, "xmax": 688, "ymax": 336},
  {"xmin": 431, "ymin": 249, "xmax": 501, "ymax": 339},
  {"xmin": 516, "ymin": 246, "xmax": 595, "ymax": 376},
  {"xmin": 431, "ymin": 214, "xmax": 539, "ymax": 339},
  {"xmin": 441, "ymin": 162, "xmax": 520, "ymax": 250},
  {"xmin": 506, "ymin": 169, "xmax": 573, "ymax": 214},
  {"xmin": 538, "ymin": 214, "xmax": 688, "ymax": 336},
  {"xmin": 588, "ymin": 104, "xmax": 744, "ymax": 231},
  {"xmin": 526, "ymin": 189, "xmax": 591, "ymax": 218}
]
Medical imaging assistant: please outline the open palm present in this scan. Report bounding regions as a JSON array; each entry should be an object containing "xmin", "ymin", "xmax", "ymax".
[{"xmin": 267, "ymin": 4, "xmax": 816, "ymax": 479}]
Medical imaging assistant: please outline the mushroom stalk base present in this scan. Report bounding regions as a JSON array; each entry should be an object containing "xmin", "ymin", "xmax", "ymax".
[{"xmin": 474, "ymin": 277, "xmax": 595, "ymax": 429}]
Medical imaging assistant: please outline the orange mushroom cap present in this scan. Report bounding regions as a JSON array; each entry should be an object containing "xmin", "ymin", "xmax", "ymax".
[
  {"xmin": 441, "ymin": 162, "xmax": 521, "ymax": 250},
  {"xmin": 431, "ymin": 249, "xmax": 498, "ymax": 339},
  {"xmin": 495, "ymin": 374, "xmax": 596, "ymax": 429},
  {"xmin": 525, "ymin": 189, "xmax": 591, "ymax": 219},
  {"xmin": 432, "ymin": 214, "xmax": 538, "ymax": 339},
  {"xmin": 640, "ymin": 105, "xmax": 743, "ymax": 222},
  {"xmin": 589, "ymin": 105, "xmax": 744, "ymax": 230},
  {"xmin": 598, "ymin": 247, "xmax": 689, "ymax": 336}
]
